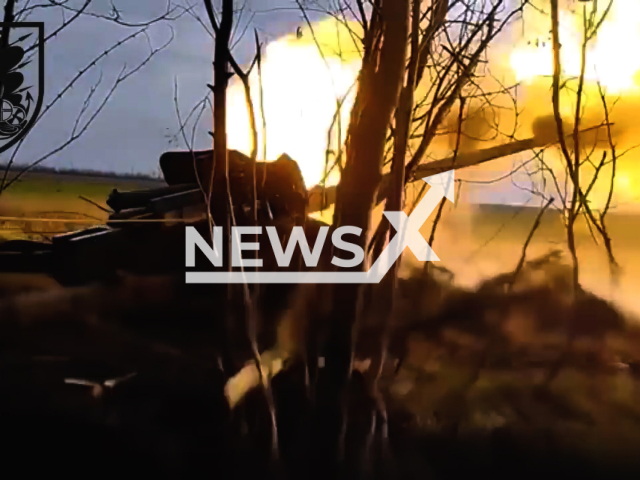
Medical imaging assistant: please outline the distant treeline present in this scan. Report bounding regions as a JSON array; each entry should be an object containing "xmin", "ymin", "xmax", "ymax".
[
  {"xmin": 475, "ymin": 202, "xmax": 637, "ymax": 217},
  {"xmin": 0, "ymin": 164, "xmax": 163, "ymax": 182},
  {"xmin": 475, "ymin": 203, "xmax": 558, "ymax": 215}
]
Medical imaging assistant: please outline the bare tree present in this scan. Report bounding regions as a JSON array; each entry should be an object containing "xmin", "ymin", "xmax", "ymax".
[
  {"xmin": 0, "ymin": 0, "xmax": 181, "ymax": 194},
  {"xmin": 201, "ymin": 0, "xmax": 280, "ymax": 463},
  {"xmin": 522, "ymin": 0, "xmax": 621, "ymax": 386},
  {"xmin": 548, "ymin": 0, "xmax": 618, "ymax": 292},
  {"xmin": 295, "ymin": 0, "xmax": 527, "ymax": 449}
]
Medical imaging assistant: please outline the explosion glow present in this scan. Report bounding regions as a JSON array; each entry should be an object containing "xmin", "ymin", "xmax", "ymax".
[
  {"xmin": 510, "ymin": 1, "xmax": 640, "ymax": 95},
  {"xmin": 225, "ymin": 20, "xmax": 361, "ymax": 188},
  {"xmin": 224, "ymin": 3, "xmax": 640, "ymax": 210}
]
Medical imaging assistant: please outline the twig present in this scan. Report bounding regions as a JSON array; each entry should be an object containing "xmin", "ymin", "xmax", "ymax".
[
  {"xmin": 423, "ymin": 196, "xmax": 447, "ymax": 276},
  {"xmin": 77, "ymin": 195, "xmax": 112, "ymax": 214},
  {"xmin": 255, "ymin": 29, "xmax": 267, "ymax": 168},
  {"xmin": 509, "ymin": 196, "xmax": 554, "ymax": 290}
]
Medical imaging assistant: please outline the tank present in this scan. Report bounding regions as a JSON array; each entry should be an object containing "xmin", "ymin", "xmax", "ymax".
[{"xmin": 0, "ymin": 149, "xmax": 329, "ymax": 286}]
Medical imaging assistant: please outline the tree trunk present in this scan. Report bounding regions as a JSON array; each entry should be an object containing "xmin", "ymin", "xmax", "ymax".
[
  {"xmin": 314, "ymin": 0, "xmax": 410, "ymax": 472},
  {"xmin": 209, "ymin": 0, "xmax": 235, "ymax": 378},
  {"xmin": 212, "ymin": 0, "xmax": 233, "ymax": 187},
  {"xmin": 369, "ymin": 0, "xmax": 422, "ymax": 388}
]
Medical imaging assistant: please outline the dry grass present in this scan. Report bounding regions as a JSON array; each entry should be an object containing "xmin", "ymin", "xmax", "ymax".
[{"xmin": 0, "ymin": 252, "xmax": 640, "ymax": 476}]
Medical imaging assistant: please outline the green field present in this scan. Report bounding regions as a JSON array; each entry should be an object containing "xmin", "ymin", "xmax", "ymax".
[
  {"xmin": 3, "ymin": 169, "xmax": 163, "ymax": 199},
  {"xmin": 0, "ymin": 170, "xmax": 164, "ymax": 240}
]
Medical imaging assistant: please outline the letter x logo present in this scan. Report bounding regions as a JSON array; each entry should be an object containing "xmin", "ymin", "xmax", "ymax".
[{"xmin": 367, "ymin": 170, "xmax": 455, "ymax": 281}]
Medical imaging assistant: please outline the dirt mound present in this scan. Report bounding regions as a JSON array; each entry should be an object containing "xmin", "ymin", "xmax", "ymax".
[{"xmin": 1, "ymin": 248, "xmax": 639, "ymax": 477}]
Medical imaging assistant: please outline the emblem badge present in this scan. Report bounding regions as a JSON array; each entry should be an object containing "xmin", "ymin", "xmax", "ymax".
[{"xmin": 0, "ymin": 22, "xmax": 44, "ymax": 154}]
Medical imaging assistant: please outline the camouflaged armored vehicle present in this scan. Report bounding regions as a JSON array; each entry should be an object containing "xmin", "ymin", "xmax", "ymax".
[{"xmin": 0, "ymin": 149, "xmax": 329, "ymax": 286}]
